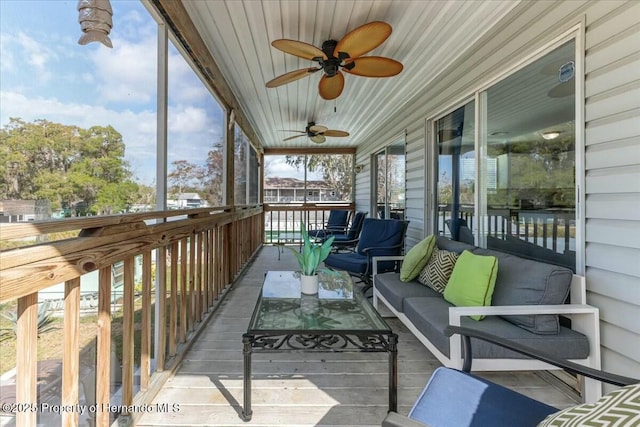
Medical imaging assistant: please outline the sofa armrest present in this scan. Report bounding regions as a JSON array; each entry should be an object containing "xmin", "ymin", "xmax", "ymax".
[
  {"xmin": 448, "ymin": 304, "xmax": 597, "ymax": 320},
  {"xmin": 447, "ymin": 303, "xmax": 603, "ymax": 401},
  {"xmin": 372, "ymin": 255, "xmax": 405, "ymax": 276},
  {"xmin": 444, "ymin": 325, "xmax": 638, "ymax": 387},
  {"xmin": 382, "ymin": 412, "xmax": 431, "ymax": 427}
]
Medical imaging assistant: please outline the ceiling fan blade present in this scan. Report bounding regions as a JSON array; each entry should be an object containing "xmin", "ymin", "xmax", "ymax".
[
  {"xmin": 335, "ymin": 21, "xmax": 392, "ymax": 59},
  {"xmin": 282, "ymin": 130, "xmax": 306, "ymax": 133},
  {"xmin": 343, "ymin": 57, "xmax": 403, "ymax": 77},
  {"xmin": 318, "ymin": 71, "xmax": 345, "ymax": 100},
  {"xmin": 271, "ymin": 39, "xmax": 326, "ymax": 60},
  {"xmin": 310, "ymin": 135, "xmax": 326, "ymax": 144},
  {"xmin": 547, "ymin": 81, "xmax": 575, "ymax": 98},
  {"xmin": 283, "ymin": 134, "xmax": 306, "ymax": 141},
  {"xmin": 323, "ymin": 130, "xmax": 350, "ymax": 137},
  {"xmin": 308, "ymin": 124, "xmax": 328, "ymax": 134},
  {"xmin": 266, "ymin": 67, "xmax": 320, "ymax": 88}
]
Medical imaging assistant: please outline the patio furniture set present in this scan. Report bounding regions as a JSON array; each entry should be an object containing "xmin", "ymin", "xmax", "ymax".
[{"xmin": 249, "ymin": 214, "xmax": 637, "ymax": 425}]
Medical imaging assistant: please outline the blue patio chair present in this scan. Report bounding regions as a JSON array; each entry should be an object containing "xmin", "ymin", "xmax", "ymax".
[
  {"xmin": 308, "ymin": 209, "xmax": 350, "ymax": 239},
  {"xmin": 382, "ymin": 325, "xmax": 639, "ymax": 427},
  {"xmin": 323, "ymin": 211, "xmax": 368, "ymax": 252},
  {"xmin": 323, "ymin": 218, "xmax": 409, "ymax": 284}
]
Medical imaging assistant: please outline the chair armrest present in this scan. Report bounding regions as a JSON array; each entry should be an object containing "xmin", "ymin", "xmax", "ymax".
[
  {"xmin": 371, "ymin": 256, "xmax": 406, "ymax": 275},
  {"xmin": 382, "ymin": 412, "xmax": 431, "ymax": 427},
  {"xmin": 444, "ymin": 325, "xmax": 639, "ymax": 387},
  {"xmin": 362, "ymin": 242, "xmax": 404, "ymax": 257}
]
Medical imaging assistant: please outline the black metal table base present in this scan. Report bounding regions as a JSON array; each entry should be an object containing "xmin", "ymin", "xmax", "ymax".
[{"xmin": 241, "ymin": 331, "xmax": 398, "ymax": 421}]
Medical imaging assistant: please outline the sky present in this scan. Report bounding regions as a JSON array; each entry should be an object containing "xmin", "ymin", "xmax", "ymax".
[{"xmin": 0, "ymin": 0, "xmax": 226, "ymax": 185}]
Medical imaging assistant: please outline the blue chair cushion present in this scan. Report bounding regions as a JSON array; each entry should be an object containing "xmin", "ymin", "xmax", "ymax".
[
  {"xmin": 324, "ymin": 252, "xmax": 369, "ymax": 274},
  {"xmin": 409, "ymin": 367, "xmax": 558, "ymax": 427},
  {"xmin": 357, "ymin": 218, "xmax": 407, "ymax": 256},
  {"xmin": 309, "ymin": 210, "xmax": 350, "ymax": 238}
]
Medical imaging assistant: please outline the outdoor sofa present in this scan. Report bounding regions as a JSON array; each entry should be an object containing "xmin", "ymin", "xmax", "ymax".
[{"xmin": 372, "ymin": 236, "xmax": 602, "ymax": 402}]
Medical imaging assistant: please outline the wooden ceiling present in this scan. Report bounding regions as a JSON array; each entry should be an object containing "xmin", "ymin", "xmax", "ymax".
[{"xmin": 159, "ymin": 1, "xmax": 524, "ymax": 150}]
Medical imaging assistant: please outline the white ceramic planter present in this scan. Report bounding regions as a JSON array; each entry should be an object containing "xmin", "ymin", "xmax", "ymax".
[{"xmin": 300, "ymin": 274, "xmax": 319, "ymax": 295}]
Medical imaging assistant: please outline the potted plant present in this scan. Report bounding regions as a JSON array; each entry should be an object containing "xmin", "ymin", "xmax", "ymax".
[{"xmin": 289, "ymin": 221, "xmax": 335, "ymax": 294}]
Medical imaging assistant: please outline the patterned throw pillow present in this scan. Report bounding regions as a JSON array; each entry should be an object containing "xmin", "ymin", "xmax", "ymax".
[
  {"xmin": 418, "ymin": 247, "xmax": 459, "ymax": 293},
  {"xmin": 537, "ymin": 384, "xmax": 640, "ymax": 426}
]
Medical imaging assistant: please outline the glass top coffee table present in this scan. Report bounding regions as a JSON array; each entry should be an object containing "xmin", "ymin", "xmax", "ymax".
[{"xmin": 241, "ymin": 270, "xmax": 398, "ymax": 421}]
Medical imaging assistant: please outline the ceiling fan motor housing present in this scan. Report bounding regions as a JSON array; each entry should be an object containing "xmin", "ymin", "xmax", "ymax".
[{"xmin": 317, "ymin": 40, "xmax": 344, "ymax": 77}]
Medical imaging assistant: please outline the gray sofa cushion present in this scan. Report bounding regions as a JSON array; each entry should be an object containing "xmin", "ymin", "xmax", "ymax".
[
  {"xmin": 403, "ymin": 297, "xmax": 589, "ymax": 359},
  {"xmin": 436, "ymin": 236, "xmax": 475, "ymax": 254},
  {"xmin": 472, "ymin": 248, "xmax": 573, "ymax": 334},
  {"xmin": 374, "ymin": 272, "xmax": 441, "ymax": 312}
]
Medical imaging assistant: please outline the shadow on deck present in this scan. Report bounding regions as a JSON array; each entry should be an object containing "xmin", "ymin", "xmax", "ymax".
[{"xmin": 136, "ymin": 246, "xmax": 577, "ymax": 426}]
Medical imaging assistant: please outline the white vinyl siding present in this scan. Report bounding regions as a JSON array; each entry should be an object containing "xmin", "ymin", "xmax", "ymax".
[
  {"xmin": 354, "ymin": 0, "xmax": 640, "ymax": 380},
  {"xmin": 584, "ymin": 0, "xmax": 640, "ymax": 378}
]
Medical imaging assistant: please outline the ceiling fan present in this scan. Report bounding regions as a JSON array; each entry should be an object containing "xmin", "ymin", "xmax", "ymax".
[
  {"xmin": 266, "ymin": 21, "xmax": 403, "ymax": 100},
  {"xmin": 283, "ymin": 122, "xmax": 349, "ymax": 144}
]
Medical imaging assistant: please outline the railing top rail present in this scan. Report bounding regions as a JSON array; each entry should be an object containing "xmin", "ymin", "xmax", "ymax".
[
  {"xmin": 0, "ymin": 205, "xmax": 235, "ymax": 240},
  {"xmin": 0, "ymin": 207, "xmax": 263, "ymax": 302}
]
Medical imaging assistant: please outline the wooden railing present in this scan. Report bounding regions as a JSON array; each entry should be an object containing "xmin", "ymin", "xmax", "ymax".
[
  {"xmin": 263, "ymin": 203, "xmax": 355, "ymax": 244},
  {"xmin": 0, "ymin": 205, "xmax": 263, "ymax": 426}
]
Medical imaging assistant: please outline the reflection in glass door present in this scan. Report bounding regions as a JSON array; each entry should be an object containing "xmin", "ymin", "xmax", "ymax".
[
  {"xmin": 435, "ymin": 102, "xmax": 476, "ymax": 244},
  {"xmin": 374, "ymin": 138, "xmax": 406, "ymax": 220},
  {"xmin": 484, "ymin": 40, "xmax": 576, "ymax": 269}
]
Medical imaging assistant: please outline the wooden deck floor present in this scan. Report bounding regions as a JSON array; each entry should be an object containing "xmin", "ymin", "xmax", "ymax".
[{"xmin": 136, "ymin": 246, "xmax": 577, "ymax": 426}]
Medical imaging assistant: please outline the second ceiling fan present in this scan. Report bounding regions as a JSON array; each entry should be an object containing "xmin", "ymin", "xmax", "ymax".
[
  {"xmin": 266, "ymin": 21, "xmax": 403, "ymax": 100},
  {"xmin": 283, "ymin": 122, "xmax": 349, "ymax": 144}
]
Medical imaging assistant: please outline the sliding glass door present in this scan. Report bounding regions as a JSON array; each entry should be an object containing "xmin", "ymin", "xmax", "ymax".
[
  {"xmin": 484, "ymin": 40, "xmax": 576, "ymax": 268},
  {"xmin": 432, "ymin": 39, "xmax": 577, "ymax": 270},
  {"xmin": 373, "ymin": 137, "xmax": 406, "ymax": 220},
  {"xmin": 435, "ymin": 102, "xmax": 476, "ymax": 243}
]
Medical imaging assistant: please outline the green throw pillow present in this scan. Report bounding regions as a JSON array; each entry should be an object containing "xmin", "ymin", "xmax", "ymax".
[
  {"xmin": 400, "ymin": 235, "xmax": 436, "ymax": 282},
  {"xmin": 443, "ymin": 250, "xmax": 498, "ymax": 320}
]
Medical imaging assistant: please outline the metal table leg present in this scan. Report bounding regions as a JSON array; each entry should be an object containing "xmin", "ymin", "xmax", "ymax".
[
  {"xmin": 388, "ymin": 333, "xmax": 398, "ymax": 412},
  {"xmin": 242, "ymin": 334, "xmax": 253, "ymax": 421}
]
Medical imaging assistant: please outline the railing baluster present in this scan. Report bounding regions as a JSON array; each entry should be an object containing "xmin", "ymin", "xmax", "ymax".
[
  {"xmin": 140, "ymin": 251, "xmax": 151, "ymax": 391},
  {"xmin": 122, "ymin": 257, "xmax": 135, "ymax": 414},
  {"xmin": 156, "ymin": 246, "xmax": 167, "ymax": 371},
  {"xmin": 179, "ymin": 238, "xmax": 187, "ymax": 343},
  {"xmin": 169, "ymin": 242, "xmax": 178, "ymax": 356},
  {"xmin": 62, "ymin": 278, "xmax": 81, "ymax": 427},
  {"xmin": 96, "ymin": 266, "xmax": 111, "ymax": 427},
  {"xmin": 189, "ymin": 233, "xmax": 196, "ymax": 330},
  {"xmin": 16, "ymin": 292, "xmax": 37, "ymax": 427}
]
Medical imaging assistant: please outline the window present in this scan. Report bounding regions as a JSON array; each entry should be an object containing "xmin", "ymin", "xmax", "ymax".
[
  {"xmin": 373, "ymin": 136, "xmax": 406, "ymax": 219},
  {"xmin": 431, "ymin": 40, "xmax": 577, "ymax": 269},
  {"xmin": 484, "ymin": 40, "xmax": 576, "ymax": 268},
  {"xmin": 166, "ymin": 40, "xmax": 226, "ymax": 209},
  {"xmin": 234, "ymin": 125, "xmax": 249, "ymax": 205},
  {"xmin": 0, "ymin": 1, "xmax": 158, "ymax": 216},
  {"xmin": 248, "ymin": 145, "xmax": 259, "ymax": 204}
]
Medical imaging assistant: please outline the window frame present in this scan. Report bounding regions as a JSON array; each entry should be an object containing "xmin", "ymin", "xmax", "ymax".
[{"xmin": 426, "ymin": 24, "xmax": 585, "ymax": 273}]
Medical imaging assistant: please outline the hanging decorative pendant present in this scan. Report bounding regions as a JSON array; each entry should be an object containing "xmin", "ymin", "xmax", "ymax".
[{"xmin": 77, "ymin": 0, "xmax": 113, "ymax": 48}]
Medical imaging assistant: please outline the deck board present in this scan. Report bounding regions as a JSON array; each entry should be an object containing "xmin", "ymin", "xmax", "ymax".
[{"xmin": 136, "ymin": 245, "xmax": 578, "ymax": 426}]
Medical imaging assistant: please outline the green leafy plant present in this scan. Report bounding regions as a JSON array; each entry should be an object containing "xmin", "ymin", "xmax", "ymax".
[
  {"xmin": 0, "ymin": 301, "xmax": 56, "ymax": 341},
  {"xmin": 289, "ymin": 221, "xmax": 335, "ymax": 276}
]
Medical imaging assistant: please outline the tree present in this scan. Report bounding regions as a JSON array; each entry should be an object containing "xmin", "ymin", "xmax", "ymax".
[
  {"xmin": 200, "ymin": 143, "xmax": 224, "ymax": 206},
  {"xmin": 285, "ymin": 154, "xmax": 353, "ymax": 200},
  {"xmin": 168, "ymin": 160, "xmax": 202, "ymax": 201},
  {"xmin": 0, "ymin": 118, "xmax": 138, "ymax": 215}
]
